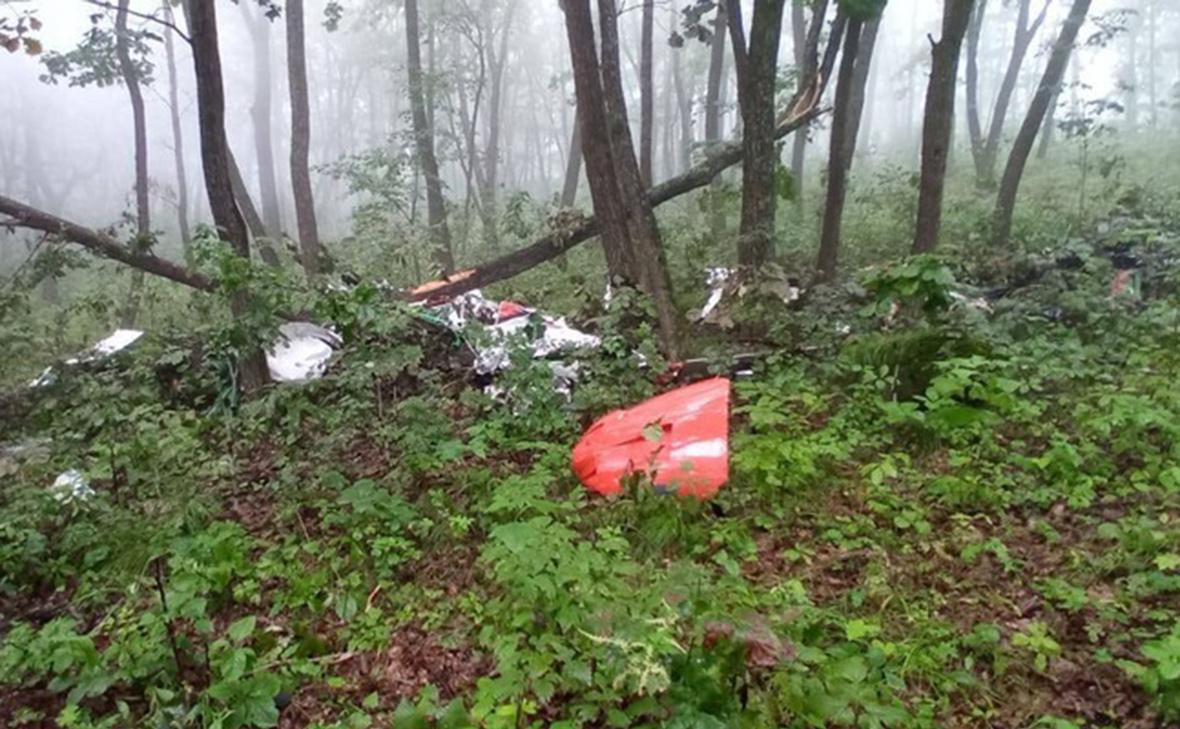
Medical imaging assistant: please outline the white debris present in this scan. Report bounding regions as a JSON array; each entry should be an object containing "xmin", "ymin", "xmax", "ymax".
[
  {"xmin": 86, "ymin": 329, "xmax": 145, "ymax": 359},
  {"xmin": 29, "ymin": 367, "xmax": 56, "ymax": 388},
  {"xmin": 50, "ymin": 469, "xmax": 95, "ymax": 504},
  {"xmin": 472, "ymin": 314, "xmax": 601, "ymax": 375},
  {"xmin": 29, "ymin": 329, "xmax": 145, "ymax": 388},
  {"xmin": 698, "ymin": 268, "xmax": 731, "ymax": 321},
  {"xmin": 950, "ymin": 291, "xmax": 993, "ymax": 313},
  {"xmin": 266, "ymin": 322, "xmax": 343, "ymax": 383}
]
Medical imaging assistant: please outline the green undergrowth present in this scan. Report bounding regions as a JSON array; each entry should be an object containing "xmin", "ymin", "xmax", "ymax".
[{"xmin": 2, "ymin": 210, "xmax": 1180, "ymax": 728}]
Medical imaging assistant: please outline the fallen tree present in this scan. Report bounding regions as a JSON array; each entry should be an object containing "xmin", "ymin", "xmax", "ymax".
[
  {"xmin": 0, "ymin": 194, "xmax": 215, "ymax": 292},
  {"xmin": 1, "ymin": 106, "xmax": 822, "ymax": 305},
  {"xmin": 405, "ymin": 107, "xmax": 823, "ymax": 303}
]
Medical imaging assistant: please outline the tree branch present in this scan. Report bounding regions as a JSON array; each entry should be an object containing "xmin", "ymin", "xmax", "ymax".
[
  {"xmin": 0, "ymin": 194, "xmax": 214, "ymax": 291},
  {"xmin": 83, "ymin": 0, "xmax": 191, "ymax": 44},
  {"xmin": 405, "ymin": 106, "xmax": 825, "ymax": 303}
]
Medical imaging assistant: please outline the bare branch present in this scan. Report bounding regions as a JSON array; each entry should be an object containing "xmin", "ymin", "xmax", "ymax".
[{"xmin": 82, "ymin": 0, "xmax": 191, "ymax": 44}]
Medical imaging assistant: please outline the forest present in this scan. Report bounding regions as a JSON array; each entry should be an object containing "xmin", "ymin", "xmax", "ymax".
[{"xmin": 1, "ymin": 0, "xmax": 1179, "ymax": 726}]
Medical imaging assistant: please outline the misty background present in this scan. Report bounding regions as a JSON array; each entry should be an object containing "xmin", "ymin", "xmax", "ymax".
[{"xmin": 1, "ymin": 0, "xmax": 1176, "ymax": 272}]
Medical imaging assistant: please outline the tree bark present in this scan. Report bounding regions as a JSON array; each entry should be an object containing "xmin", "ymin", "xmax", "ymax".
[
  {"xmin": 286, "ymin": 0, "xmax": 323, "ymax": 277},
  {"xmin": 188, "ymin": 0, "xmax": 270, "ymax": 391},
  {"xmin": 967, "ymin": 0, "xmax": 1049, "ymax": 188},
  {"xmin": 115, "ymin": 0, "xmax": 148, "ymax": 328},
  {"xmin": 788, "ymin": 0, "xmax": 808, "ymax": 209},
  {"xmin": 162, "ymin": 0, "xmax": 190, "ymax": 255},
  {"xmin": 815, "ymin": 17, "xmax": 863, "ymax": 282},
  {"xmin": 242, "ymin": 1, "xmax": 283, "ymax": 238},
  {"xmin": 560, "ymin": 112, "xmax": 582, "ymax": 207},
  {"xmin": 704, "ymin": 3, "xmax": 728, "ymax": 239},
  {"xmin": 913, "ymin": 0, "xmax": 975, "ymax": 254},
  {"xmin": 597, "ymin": 0, "xmax": 681, "ymax": 356},
  {"xmin": 639, "ymin": 0, "xmax": 655, "ymax": 185},
  {"xmin": 844, "ymin": 15, "xmax": 880, "ymax": 163},
  {"xmin": 733, "ymin": 0, "xmax": 787, "ymax": 268},
  {"xmin": 405, "ymin": 0, "xmax": 454, "ymax": 274},
  {"xmin": 992, "ymin": 0, "xmax": 1093, "ymax": 248}
]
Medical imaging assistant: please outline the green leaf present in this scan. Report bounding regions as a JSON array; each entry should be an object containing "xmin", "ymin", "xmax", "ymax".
[{"xmin": 227, "ymin": 616, "xmax": 257, "ymax": 643}]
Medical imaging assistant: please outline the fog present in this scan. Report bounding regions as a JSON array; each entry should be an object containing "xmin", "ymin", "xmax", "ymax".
[{"xmin": 1, "ymin": 0, "xmax": 1176, "ymax": 269}]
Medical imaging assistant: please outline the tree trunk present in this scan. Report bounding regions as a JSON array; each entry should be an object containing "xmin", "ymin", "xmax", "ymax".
[
  {"xmin": 1037, "ymin": 82, "xmax": 1060, "ymax": 159},
  {"xmin": 406, "ymin": 0, "xmax": 454, "ymax": 274},
  {"xmin": 188, "ymin": 0, "xmax": 270, "ymax": 391},
  {"xmin": 598, "ymin": 0, "xmax": 680, "ymax": 356},
  {"xmin": 561, "ymin": 112, "xmax": 582, "ymax": 207},
  {"xmin": 561, "ymin": 0, "xmax": 680, "ymax": 357},
  {"xmin": 914, "ymin": 0, "xmax": 975, "ymax": 254},
  {"xmin": 844, "ymin": 15, "xmax": 880, "ymax": 163},
  {"xmin": 479, "ymin": 0, "xmax": 516, "ymax": 252},
  {"xmin": 639, "ymin": 0, "xmax": 655, "ymax": 185},
  {"xmin": 115, "ymin": 0, "xmax": 148, "ymax": 328},
  {"xmin": 992, "ymin": 0, "xmax": 1093, "ymax": 248},
  {"xmin": 733, "ymin": 0, "xmax": 787, "ymax": 268},
  {"xmin": 162, "ymin": 0, "xmax": 190, "ymax": 255},
  {"xmin": 704, "ymin": 3, "xmax": 728, "ymax": 239},
  {"xmin": 969, "ymin": 0, "xmax": 1048, "ymax": 188},
  {"xmin": 227, "ymin": 149, "xmax": 281, "ymax": 266},
  {"xmin": 791, "ymin": 0, "xmax": 831, "ymax": 211},
  {"xmin": 964, "ymin": 0, "xmax": 986, "ymax": 173},
  {"xmin": 242, "ymin": 1, "xmax": 283, "ymax": 238},
  {"xmin": 815, "ymin": 17, "xmax": 863, "ymax": 281},
  {"xmin": 286, "ymin": 0, "xmax": 323, "ymax": 277}
]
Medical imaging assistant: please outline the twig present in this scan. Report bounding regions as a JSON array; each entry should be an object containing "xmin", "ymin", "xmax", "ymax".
[
  {"xmin": 83, "ymin": 0, "xmax": 191, "ymax": 44},
  {"xmin": 151, "ymin": 556, "xmax": 186, "ymax": 679}
]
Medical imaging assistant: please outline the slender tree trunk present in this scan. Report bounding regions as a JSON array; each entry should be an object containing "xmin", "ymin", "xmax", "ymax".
[
  {"xmin": 1037, "ymin": 82, "xmax": 1060, "ymax": 159},
  {"xmin": 965, "ymin": 0, "xmax": 986, "ymax": 175},
  {"xmin": 286, "ymin": 0, "xmax": 323, "ymax": 277},
  {"xmin": 116, "ymin": 0, "xmax": 148, "ymax": 328},
  {"xmin": 671, "ymin": 24, "xmax": 692, "ymax": 175},
  {"xmin": 704, "ymin": 3, "xmax": 728, "ymax": 238},
  {"xmin": 406, "ymin": 0, "xmax": 454, "ymax": 274},
  {"xmin": 969, "ymin": 0, "xmax": 1048, "ymax": 188},
  {"xmin": 561, "ymin": 113, "xmax": 582, "ymax": 207},
  {"xmin": 479, "ymin": 0, "xmax": 516, "ymax": 252},
  {"xmin": 639, "ymin": 0, "xmax": 655, "ymax": 185},
  {"xmin": 844, "ymin": 15, "xmax": 881, "ymax": 163},
  {"xmin": 791, "ymin": 0, "xmax": 831, "ymax": 211},
  {"xmin": 815, "ymin": 17, "xmax": 863, "ymax": 281},
  {"xmin": 162, "ymin": 0, "xmax": 190, "ymax": 255},
  {"xmin": 227, "ymin": 149, "xmax": 280, "ymax": 266},
  {"xmin": 1146, "ymin": 0, "xmax": 1157, "ymax": 128},
  {"xmin": 242, "ymin": 2, "xmax": 282, "ymax": 238},
  {"xmin": 992, "ymin": 0, "xmax": 1093, "ymax": 248},
  {"xmin": 188, "ymin": 0, "xmax": 270, "ymax": 391},
  {"xmin": 732, "ymin": 0, "xmax": 787, "ymax": 268},
  {"xmin": 914, "ymin": 0, "xmax": 975, "ymax": 254}
]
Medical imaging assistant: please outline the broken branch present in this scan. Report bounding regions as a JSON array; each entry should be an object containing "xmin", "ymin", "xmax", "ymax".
[
  {"xmin": 405, "ymin": 106, "xmax": 824, "ymax": 303},
  {"xmin": 0, "ymin": 194, "xmax": 214, "ymax": 292}
]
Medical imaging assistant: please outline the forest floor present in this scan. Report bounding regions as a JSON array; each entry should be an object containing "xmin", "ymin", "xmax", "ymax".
[{"xmin": 1, "ymin": 212, "xmax": 1179, "ymax": 728}]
